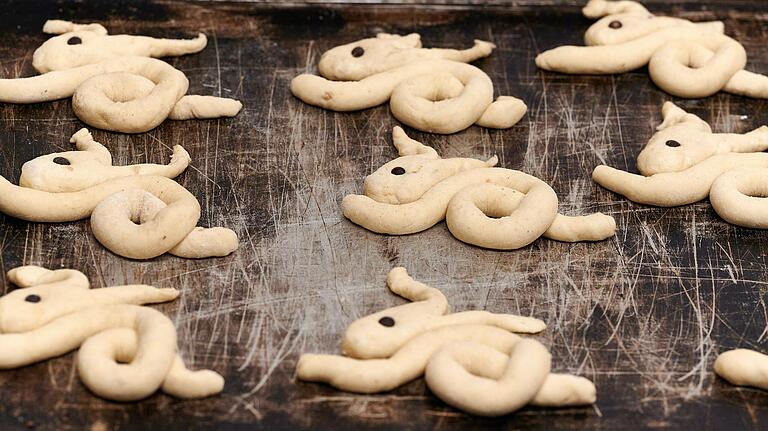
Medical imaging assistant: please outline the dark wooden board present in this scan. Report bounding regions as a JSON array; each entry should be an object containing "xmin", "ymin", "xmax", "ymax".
[{"xmin": 1, "ymin": 0, "xmax": 767, "ymax": 429}]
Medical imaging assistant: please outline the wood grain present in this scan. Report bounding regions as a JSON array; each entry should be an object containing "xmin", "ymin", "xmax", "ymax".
[{"xmin": 0, "ymin": 0, "xmax": 767, "ymax": 429}]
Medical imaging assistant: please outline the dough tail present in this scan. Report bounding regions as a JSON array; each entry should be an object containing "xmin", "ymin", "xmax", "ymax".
[
  {"xmin": 544, "ymin": 213, "xmax": 616, "ymax": 242},
  {"xmin": 169, "ymin": 226, "xmax": 240, "ymax": 258},
  {"xmin": 725, "ymin": 70, "xmax": 768, "ymax": 99},
  {"xmin": 147, "ymin": 33, "xmax": 208, "ymax": 58},
  {"xmin": 432, "ymin": 40, "xmax": 496, "ymax": 63},
  {"xmin": 169, "ymin": 95, "xmax": 243, "ymax": 120},
  {"xmin": 162, "ymin": 355, "xmax": 225, "ymax": 398},
  {"xmin": 714, "ymin": 349, "xmax": 768, "ymax": 391},
  {"xmin": 476, "ymin": 96, "xmax": 528, "ymax": 129},
  {"xmin": 531, "ymin": 373, "xmax": 597, "ymax": 407}
]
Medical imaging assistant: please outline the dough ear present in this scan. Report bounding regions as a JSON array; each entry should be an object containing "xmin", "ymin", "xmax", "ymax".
[
  {"xmin": 397, "ymin": 33, "xmax": 422, "ymax": 49},
  {"xmin": 376, "ymin": 33, "xmax": 422, "ymax": 49},
  {"xmin": 386, "ymin": 267, "xmax": 449, "ymax": 315},
  {"xmin": 392, "ymin": 127, "xmax": 439, "ymax": 159},
  {"xmin": 7, "ymin": 266, "xmax": 90, "ymax": 290},
  {"xmin": 656, "ymin": 102, "xmax": 712, "ymax": 133},
  {"xmin": 70, "ymin": 128, "xmax": 113, "ymax": 165},
  {"xmin": 42, "ymin": 20, "xmax": 108, "ymax": 36},
  {"xmin": 582, "ymin": 0, "xmax": 650, "ymax": 19}
]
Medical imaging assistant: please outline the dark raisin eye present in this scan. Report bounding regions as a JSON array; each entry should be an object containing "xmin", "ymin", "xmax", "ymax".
[
  {"xmin": 25, "ymin": 294, "xmax": 41, "ymax": 303},
  {"xmin": 665, "ymin": 140, "xmax": 681, "ymax": 148},
  {"xmin": 67, "ymin": 36, "xmax": 82, "ymax": 45},
  {"xmin": 351, "ymin": 46, "xmax": 364, "ymax": 57},
  {"xmin": 609, "ymin": 20, "xmax": 622, "ymax": 29},
  {"xmin": 391, "ymin": 167, "xmax": 406, "ymax": 175},
  {"xmin": 378, "ymin": 316, "xmax": 395, "ymax": 327},
  {"xmin": 53, "ymin": 157, "xmax": 71, "ymax": 165}
]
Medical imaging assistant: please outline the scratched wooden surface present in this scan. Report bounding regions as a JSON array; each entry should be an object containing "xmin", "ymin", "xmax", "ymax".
[{"xmin": 0, "ymin": 0, "xmax": 767, "ymax": 429}]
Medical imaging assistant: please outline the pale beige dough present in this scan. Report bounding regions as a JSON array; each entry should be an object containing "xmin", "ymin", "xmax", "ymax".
[
  {"xmin": 714, "ymin": 349, "xmax": 768, "ymax": 391},
  {"xmin": 9, "ymin": 129, "xmax": 239, "ymax": 259},
  {"xmin": 342, "ymin": 127, "xmax": 615, "ymax": 249},
  {"xmin": 0, "ymin": 21, "xmax": 242, "ymax": 133},
  {"xmin": 20, "ymin": 128, "xmax": 191, "ymax": 192},
  {"xmin": 0, "ymin": 167, "xmax": 238, "ymax": 260},
  {"xmin": 91, "ymin": 189, "xmax": 239, "ymax": 259},
  {"xmin": 291, "ymin": 33, "xmax": 526, "ymax": 134},
  {"xmin": 592, "ymin": 102, "xmax": 768, "ymax": 228},
  {"xmin": 535, "ymin": 0, "xmax": 768, "ymax": 98},
  {"xmin": 297, "ymin": 267, "xmax": 596, "ymax": 416},
  {"xmin": 582, "ymin": 0, "xmax": 648, "ymax": 18},
  {"xmin": 425, "ymin": 341, "xmax": 596, "ymax": 416},
  {"xmin": 35, "ymin": 20, "xmax": 207, "ymax": 73},
  {"xmin": 0, "ymin": 265, "xmax": 224, "ymax": 401}
]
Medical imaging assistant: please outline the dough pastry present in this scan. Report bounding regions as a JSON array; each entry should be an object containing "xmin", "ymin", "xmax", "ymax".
[
  {"xmin": 714, "ymin": 349, "xmax": 768, "ymax": 391},
  {"xmin": 342, "ymin": 127, "xmax": 616, "ymax": 249},
  {"xmin": 20, "ymin": 128, "xmax": 191, "ymax": 192},
  {"xmin": 0, "ymin": 137, "xmax": 238, "ymax": 259},
  {"xmin": 297, "ymin": 267, "xmax": 596, "ymax": 416},
  {"xmin": 592, "ymin": 102, "xmax": 768, "ymax": 228},
  {"xmin": 536, "ymin": 0, "xmax": 768, "ymax": 98},
  {"xmin": 0, "ymin": 265, "xmax": 224, "ymax": 401},
  {"xmin": 35, "ymin": 20, "xmax": 206, "ymax": 73},
  {"xmin": 291, "ymin": 33, "xmax": 527, "ymax": 134},
  {"xmin": 0, "ymin": 20, "xmax": 242, "ymax": 133}
]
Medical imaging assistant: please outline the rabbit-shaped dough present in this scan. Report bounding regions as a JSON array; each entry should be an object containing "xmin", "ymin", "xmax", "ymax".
[
  {"xmin": 298, "ymin": 267, "xmax": 596, "ymax": 416},
  {"xmin": 0, "ymin": 265, "xmax": 224, "ymax": 401}
]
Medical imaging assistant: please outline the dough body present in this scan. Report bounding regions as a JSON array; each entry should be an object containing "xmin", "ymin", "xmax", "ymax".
[
  {"xmin": 6, "ymin": 129, "xmax": 239, "ymax": 259},
  {"xmin": 592, "ymin": 102, "xmax": 768, "ymax": 228},
  {"xmin": 0, "ymin": 266, "xmax": 224, "ymax": 401},
  {"xmin": 20, "ymin": 128, "xmax": 191, "ymax": 193},
  {"xmin": 0, "ymin": 20, "xmax": 242, "ymax": 132},
  {"xmin": 291, "ymin": 33, "xmax": 526, "ymax": 133},
  {"xmin": 297, "ymin": 267, "xmax": 596, "ymax": 416},
  {"xmin": 536, "ymin": 0, "xmax": 768, "ymax": 98},
  {"xmin": 342, "ymin": 127, "xmax": 615, "ymax": 249},
  {"xmin": 714, "ymin": 349, "xmax": 768, "ymax": 391}
]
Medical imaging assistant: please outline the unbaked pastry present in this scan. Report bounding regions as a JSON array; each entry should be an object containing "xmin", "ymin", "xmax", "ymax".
[
  {"xmin": 291, "ymin": 33, "xmax": 527, "ymax": 134},
  {"xmin": 297, "ymin": 267, "xmax": 596, "ymax": 416},
  {"xmin": 536, "ymin": 0, "xmax": 768, "ymax": 98},
  {"xmin": 35, "ymin": 20, "xmax": 207, "ymax": 73},
  {"xmin": 0, "ymin": 20, "xmax": 242, "ymax": 133},
  {"xmin": 592, "ymin": 102, "xmax": 768, "ymax": 228},
  {"xmin": 342, "ymin": 127, "xmax": 616, "ymax": 249},
  {"xmin": 20, "ymin": 128, "xmax": 191, "ymax": 192},
  {"xmin": 714, "ymin": 349, "xmax": 768, "ymax": 391},
  {"xmin": 0, "ymin": 265, "xmax": 224, "ymax": 401},
  {"xmin": 1, "ymin": 135, "xmax": 238, "ymax": 259}
]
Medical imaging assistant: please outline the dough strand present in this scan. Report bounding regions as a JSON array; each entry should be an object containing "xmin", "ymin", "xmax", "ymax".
[{"xmin": 714, "ymin": 349, "xmax": 768, "ymax": 391}]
